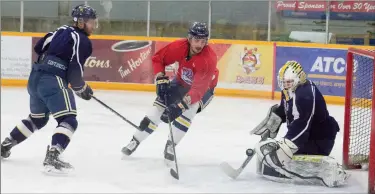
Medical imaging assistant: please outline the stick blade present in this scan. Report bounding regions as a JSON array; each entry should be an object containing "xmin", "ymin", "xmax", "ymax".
[
  {"xmin": 219, "ymin": 162, "xmax": 240, "ymax": 179},
  {"xmin": 170, "ymin": 168, "xmax": 179, "ymax": 180}
]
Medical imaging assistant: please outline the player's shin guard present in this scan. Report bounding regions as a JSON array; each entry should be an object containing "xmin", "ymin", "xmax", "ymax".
[
  {"xmin": 51, "ymin": 116, "xmax": 77, "ymax": 152},
  {"xmin": 164, "ymin": 115, "xmax": 192, "ymax": 162},
  {"xmin": 43, "ymin": 116, "xmax": 77, "ymax": 173},
  {"xmin": 122, "ymin": 117, "xmax": 158, "ymax": 156},
  {"xmin": 1, "ymin": 114, "xmax": 49, "ymax": 158}
]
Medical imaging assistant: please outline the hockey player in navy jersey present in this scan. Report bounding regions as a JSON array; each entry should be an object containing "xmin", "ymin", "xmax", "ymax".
[
  {"xmin": 250, "ymin": 61, "xmax": 348, "ymax": 187},
  {"xmin": 0, "ymin": 5, "xmax": 97, "ymax": 173}
]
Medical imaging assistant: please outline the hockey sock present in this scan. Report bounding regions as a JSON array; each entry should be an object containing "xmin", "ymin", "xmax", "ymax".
[
  {"xmin": 51, "ymin": 116, "xmax": 77, "ymax": 152},
  {"xmin": 9, "ymin": 115, "xmax": 49, "ymax": 144},
  {"xmin": 134, "ymin": 117, "xmax": 158, "ymax": 142},
  {"xmin": 168, "ymin": 115, "xmax": 191, "ymax": 144}
]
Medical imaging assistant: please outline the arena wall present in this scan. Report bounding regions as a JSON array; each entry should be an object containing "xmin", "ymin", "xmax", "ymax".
[{"xmin": 1, "ymin": 31, "xmax": 374, "ymax": 105}]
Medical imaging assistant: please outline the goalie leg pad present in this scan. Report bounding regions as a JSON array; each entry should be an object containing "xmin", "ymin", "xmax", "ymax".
[
  {"xmin": 255, "ymin": 138, "xmax": 298, "ymax": 170},
  {"xmin": 257, "ymin": 155, "xmax": 350, "ymax": 187}
]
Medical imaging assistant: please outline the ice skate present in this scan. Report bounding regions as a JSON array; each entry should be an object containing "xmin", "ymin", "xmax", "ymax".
[
  {"xmin": 164, "ymin": 140, "xmax": 175, "ymax": 167},
  {"xmin": 43, "ymin": 146, "xmax": 73, "ymax": 174},
  {"xmin": 121, "ymin": 137, "xmax": 140, "ymax": 157},
  {"xmin": 1, "ymin": 137, "xmax": 16, "ymax": 159}
]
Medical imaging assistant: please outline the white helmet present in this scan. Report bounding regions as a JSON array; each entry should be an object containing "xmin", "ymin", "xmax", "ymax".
[{"xmin": 278, "ymin": 61, "xmax": 307, "ymax": 91}]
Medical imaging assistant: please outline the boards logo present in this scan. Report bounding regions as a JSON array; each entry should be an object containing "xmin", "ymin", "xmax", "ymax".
[
  {"xmin": 239, "ymin": 47, "xmax": 261, "ymax": 74},
  {"xmin": 310, "ymin": 57, "xmax": 346, "ymax": 74},
  {"xmin": 84, "ymin": 56, "xmax": 111, "ymax": 68}
]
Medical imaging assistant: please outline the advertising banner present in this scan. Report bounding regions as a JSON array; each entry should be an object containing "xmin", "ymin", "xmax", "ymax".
[
  {"xmin": 275, "ymin": 1, "xmax": 375, "ymax": 20},
  {"xmin": 275, "ymin": 46, "xmax": 347, "ymax": 97},
  {"xmin": 1, "ymin": 36, "xmax": 32, "ymax": 79},
  {"xmin": 32, "ymin": 38, "xmax": 157, "ymax": 84},
  {"xmin": 217, "ymin": 44, "xmax": 274, "ymax": 91},
  {"xmin": 275, "ymin": 1, "xmax": 375, "ymax": 13},
  {"xmin": 30, "ymin": 38, "xmax": 238, "ymax": 88}
]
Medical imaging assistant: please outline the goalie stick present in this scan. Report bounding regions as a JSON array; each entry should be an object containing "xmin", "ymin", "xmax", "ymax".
[{"xmin": 219, "ymin": 132, "xmax": 269, "ymax": 179}]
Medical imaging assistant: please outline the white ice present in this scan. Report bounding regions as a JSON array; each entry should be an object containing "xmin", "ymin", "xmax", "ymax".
[{"xmin": 1, "ymin": 87, "xmax": 368, "ymax": 193}]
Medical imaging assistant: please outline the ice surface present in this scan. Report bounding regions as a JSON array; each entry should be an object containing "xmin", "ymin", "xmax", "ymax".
[{"xmin": 1, "ymin": 87, "xmax": 368, "ymax": 193}]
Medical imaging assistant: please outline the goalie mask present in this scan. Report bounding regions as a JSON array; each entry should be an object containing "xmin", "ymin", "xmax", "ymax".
[{"xmin": 277, "ymin": 61, "xmax": 307, "ymax": 91}]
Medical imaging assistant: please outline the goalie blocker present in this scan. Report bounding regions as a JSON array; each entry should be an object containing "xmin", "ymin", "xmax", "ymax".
[{"xmin": 250, "ymin": 61, "xmax": 347, "ymax": 187}]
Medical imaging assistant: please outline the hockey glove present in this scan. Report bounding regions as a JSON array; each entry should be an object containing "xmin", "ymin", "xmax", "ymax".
[
  {"xmin": 250, "ymin": 104, "xmax": 282, "ymax": 139},
  {"xmin": 74, "ymin": 84, "xmax": 93, "ymax": 100},
  {"xmin": 160, "ymin": 100, "xmax": 189, "ymax": 123},
  {"xmin": 155, "ymin": 73, "xmax": 170, "ymax": 99}
]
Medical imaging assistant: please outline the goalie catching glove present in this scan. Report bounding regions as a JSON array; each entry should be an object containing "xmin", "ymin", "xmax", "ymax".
[{"xmin": 251, "ymin": 104, "xmax": 282, "ymax": 139}]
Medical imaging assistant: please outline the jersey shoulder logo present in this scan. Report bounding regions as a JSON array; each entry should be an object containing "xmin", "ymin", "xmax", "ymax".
[{"xmin": 181, "ymin": 67, "xmax": 193, "ymax": 85}]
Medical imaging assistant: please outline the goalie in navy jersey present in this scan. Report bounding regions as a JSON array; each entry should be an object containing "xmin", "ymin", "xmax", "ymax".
[
  {"xmin": 250, "ymin": 61, "xmax": 348, "ymax": 187},
  {"xmin": 0, "ymin": 5, "xmax": 97, "ymax": 173}
]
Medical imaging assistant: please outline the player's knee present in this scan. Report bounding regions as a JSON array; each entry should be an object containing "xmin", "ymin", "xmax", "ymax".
[
  {"xmin": 58, "ymin": 115, "xmax": 78, "ymax": 130},
  {"xmin": 29, "ymin": 114, "xmax": 49, "ymax": 129},
  {"xmin": 197, "ymin": 90, "xmax": 214, "ymax": 114},
  {"xmin": 153, "ymin": 97, "xmax": 167, "ymax": 109},
  {"xmin": 172, "ymin": 115, "xmax": 191, "ymax": 132},
  {"xmin": 139, "ymin": 117, "xmax": 157, "ymax": 134},
  {"xmin": 54, "ymin": 115, "xmax": 78, "ymax": 140}
]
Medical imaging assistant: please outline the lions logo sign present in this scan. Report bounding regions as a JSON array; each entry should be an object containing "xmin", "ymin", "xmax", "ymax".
[{"xmin": 239, "ymin": 47, "xmax": 261, "ymax": 74}]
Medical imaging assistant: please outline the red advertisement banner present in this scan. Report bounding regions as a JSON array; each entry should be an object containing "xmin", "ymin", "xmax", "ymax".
[
  {"xmin": 31, "ymin": 37, "xmax": 231, "ymax": 84},
  {"xmin": 275, "ymin": 1, "xmax": 375, "ymax": 13}
]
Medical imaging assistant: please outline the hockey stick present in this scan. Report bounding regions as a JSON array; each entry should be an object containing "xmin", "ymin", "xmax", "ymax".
[
  {"xmin": 219, "ymin": 132, "xmax": 269, "ymax": 179},
  {"xmin": 164, "ymin": 94, "xmax": 179, "ymax": 180},
  {"xmin": 91, "ymin": 95, "xmax": 141, "ymax": 131}
]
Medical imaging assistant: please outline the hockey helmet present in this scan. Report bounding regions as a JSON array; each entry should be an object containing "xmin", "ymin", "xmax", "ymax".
[
  {"xmin": 188, "ymin": 22, "xmax": 209, "ymax": 39},
  {"xmin": 71, "ymin": 4, "xmax": 98, "ymax": 29},
  {"xmin": 278, "ymin": 60, "xmax": 307, "ymax": 91}
]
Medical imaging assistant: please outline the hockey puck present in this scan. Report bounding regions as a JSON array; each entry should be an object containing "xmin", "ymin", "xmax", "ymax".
[{"xmin": 246, "ymin": 149, "xmax": 254, "ymax": 156}]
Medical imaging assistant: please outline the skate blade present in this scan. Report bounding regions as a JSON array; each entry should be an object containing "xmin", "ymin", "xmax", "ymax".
[
  {"xmin": 42, "ymin": 165, "xmax": 74, "ymax": 176},
  {"xmin": 164, "ymin": 158, "xmax": 174, "ymax": 167},
  {"xmin": 121, "ymin": 151, "xmax": 133, "ymax": 160},
  {"xmin": 121, "ymin": 155, "xmax": 130, "ymax": 160}
]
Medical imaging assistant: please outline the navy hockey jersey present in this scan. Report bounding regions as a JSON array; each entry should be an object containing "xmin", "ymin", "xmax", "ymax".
[
  {"xmin": 33, "ymin": 25, "xmax": 92, "ymax": 90},
  {"xmin": 274, "ymin": 80, "xmax": 340, "ymax": 149}
]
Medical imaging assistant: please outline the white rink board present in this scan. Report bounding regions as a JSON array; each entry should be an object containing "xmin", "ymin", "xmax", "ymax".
[
  {"xmin": 1, "ymin": 36, "xmax": 32, "ymax": 79},
  {"xmin": 0, "ymin": 88, "xmax": 368, "ymax": 193}
]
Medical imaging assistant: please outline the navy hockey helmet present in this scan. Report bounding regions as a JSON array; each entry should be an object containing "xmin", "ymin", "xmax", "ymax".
[
  {"xmin": 188, "ymin": 22, "xmax": 209, "ymax": 39},
  {"xmin": 71, "ymin": 4, "xmax": 97, "ymax": 22}
]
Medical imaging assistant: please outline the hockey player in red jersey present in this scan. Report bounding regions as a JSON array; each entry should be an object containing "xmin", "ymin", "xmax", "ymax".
[{"xmin": 122, "ymin": 22, "xmax": 218, "ymax": 163}]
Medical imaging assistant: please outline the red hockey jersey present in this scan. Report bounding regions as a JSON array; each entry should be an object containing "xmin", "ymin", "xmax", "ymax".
[{"xmin": 152, "ymin": 39, "xmax": 218, "ymax": 104}]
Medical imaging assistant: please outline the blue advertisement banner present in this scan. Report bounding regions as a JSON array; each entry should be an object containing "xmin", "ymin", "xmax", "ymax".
[{"xmin": 275, "ymin": 46, "xmax": 347, "ymax": 97}]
